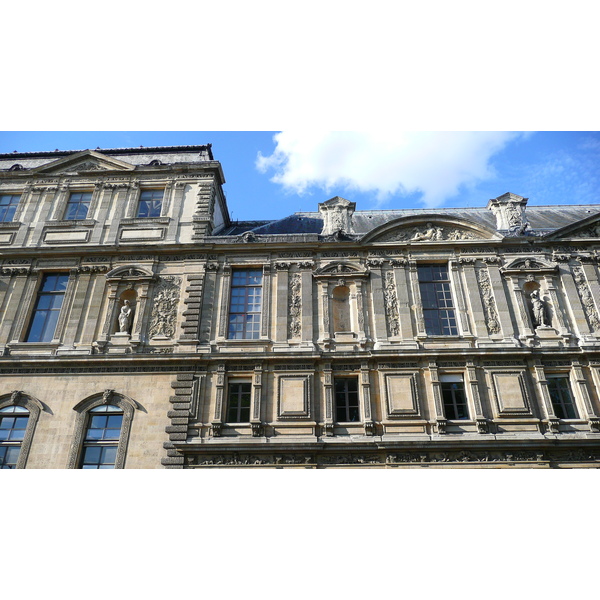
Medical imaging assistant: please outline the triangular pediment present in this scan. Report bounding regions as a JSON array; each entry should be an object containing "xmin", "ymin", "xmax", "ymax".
[
  {"xmin": 363, "ymin": 215, "xmax": 500, "ymax": 244},
  {"xmin": 544, "ymin": 212, "xmax": 600, "ymax": 240},
  {"xmin": 34, "ymin": 150, "xmax": 135, "ymax": 174}
]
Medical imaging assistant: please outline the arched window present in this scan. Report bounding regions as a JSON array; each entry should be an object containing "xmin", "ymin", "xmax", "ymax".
[
  {"xmin": 80, "ymin": 405, "xmax": 124, "ymax": 469},
  {"xmin": 68, "ymin": 390, "xmax": 138, "ymax": 469},
  {"xmin": 0, "ymin": 391, "xmax": 43, "ymax": 469}
]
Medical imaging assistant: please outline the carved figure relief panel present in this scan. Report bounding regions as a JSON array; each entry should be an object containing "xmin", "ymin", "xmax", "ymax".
[{"xmin": 148, "ymin": 275, "xmax": 182, "ymax": 339}]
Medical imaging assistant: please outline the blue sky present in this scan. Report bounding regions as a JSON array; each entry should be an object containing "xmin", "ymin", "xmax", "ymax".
[{"xmin": 1, "ymin": 131, "xmax": 598, "ymax": 222}]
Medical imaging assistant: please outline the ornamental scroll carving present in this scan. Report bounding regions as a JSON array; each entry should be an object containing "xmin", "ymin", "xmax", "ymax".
[
  {"xmin": 377, "ymin": 223, "xmax": 478, "ymax": 243},
  {"xmin": 288, "ymin": 273, "xmax": 301, "ymax": 339},
  {"xmin": 383, "ymin": 271, "xmax": 400, "ymax": 337},
  {"xmin": 572, "ymin": 266, "xmax": 600, "ymax": 331},
  {"xmin": 476, "ymin": 267, "xmax": 501, "ymax": 334},
  {"xmin": 148, "ymin": 276, "xmax": 182, "ymax": 338}
]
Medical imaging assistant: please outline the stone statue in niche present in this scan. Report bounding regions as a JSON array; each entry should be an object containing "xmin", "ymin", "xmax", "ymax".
[
  {"xmin": 530, "ymin": 290, "xmax": 548, "ymax": 328},
  {"xmin": 118, "ymin": 300, "xmax": 133, "ymax": 333}
]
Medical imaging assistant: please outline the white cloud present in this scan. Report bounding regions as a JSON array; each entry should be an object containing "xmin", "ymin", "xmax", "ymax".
[{"xmin": 256, "ymin": 131, "xmax": 524, "ymax": 207}]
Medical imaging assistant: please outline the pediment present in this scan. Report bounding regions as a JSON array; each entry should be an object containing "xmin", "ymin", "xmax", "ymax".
[
  {"xmin": 501, "ymin": 257, "xmax": 558, "ymax": 274},
  {"xmin": 106, "ymin": 265, "xmax": 155, "ymax": 280},
  {"xmin": 543, "ymin": 213, "xmax": 600, "ymax": 240},
  {"xmin": 363, "ymin": 215, "xmax": 499, "ymax": 244},
  {"xmin": 34, "ymin": 150, "xmax": 135, "ymax": 174},
  {"xmin": 315, "ymin": 262, "xmax": 366, "ymax": 277}
]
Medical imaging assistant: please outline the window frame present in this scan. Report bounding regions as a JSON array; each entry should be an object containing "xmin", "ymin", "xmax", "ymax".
[
  {"xmin": 227, "ymin": 268, "xmax": 264, "ymax": 340},
  {"xmin": 63, "ymin": 191, "xmax": 93, "ymax": 221},
  {"xmin": 136, "ymin": 189, "xmax": 164, "ymax": 218},
  {"xmin": 226, "ymin": 380, "xmax": 252, "ymax": 424},
  {"xmin": 67, "ymin": 391, "xmax": 138, "ymax": 469},
  {"xmin": 334, "ymin": 376, "xmax": 360, "ymax": 423},
  {"xmin": 0, "ymin": 391, "xmax": 43, "ymax": 469},
  {"xmin": 440, "ymin": 374, "xmax": 470, "ymax": 421},
  {"xmin": 417, "ymin": 263, "xmax": 459, "ymax": 336},
  {"xmin": 0, "ymin": 193, "xmax": 21, "ymax": 223},
  {"xmin": 24, "ymin": 272, "xmax": 70, "ymax": 343},
  {"xmin": 547, "ymin": 375, "xmax": 578, "ymax": 420}
]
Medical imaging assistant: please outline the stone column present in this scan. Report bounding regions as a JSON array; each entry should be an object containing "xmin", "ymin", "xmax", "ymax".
[
  {"xmin": 486, "ymin": 258, "xmax": 515, "ymax": 339},
  {"xmin": 317, "ymin": 280, "xmax": 330, "ymax": 342},
  {"xmin": 299, "ymin": 262, "xmax": 314, "ymax": 345},
  {"xmin": 261, "ymin": 264, "xmax": 272, "ymax": 340},
  {"xmin": 570, "ymin": 263, "xmax": 600, "ymax": 335},
  {"xmin": 466, "ymin": 359, "xmax": 488, "ymax": 433},
  {"xmin": 8, "ymin": 272, "xmax": 38, "ymax": 343},
  {"xmin": 509, "ymin": 276, "xmax": 534, "ymax": 337},
  {"xmin": 409, "ymin": 260, "xmax": 426, "ymax": 337},
  {"xmin": 165, "ymin": 181, "xmax": 182, "ymax": 241},
  {"xmin": 217, "ymin": 265, "xmax": 232, "ymax": 340},
  {"xmin": 274, "ymin": 263, "xmax": 290, "ymax": 344},
  {"xmin": 571, "ymin": 359, "xmax": 600, "ymax": 431},
  {"xmin": 106, "ymin": 184, "xmax": 130, "ymax": 244},
  {"xmin": 428, "ymin": 361, "xmax": 446, "ymax": 433},
  {"xmin": 323, "ymin": 363, "xmax": 334, "ymax": 436},
  {"xmin": 392, "ymin": 259, "xmax": 414, "ymax": 340},
  {"xmin": 367, "ymin": 261, "xmax": 388, "ymax": 343},
  {"xmin": 531, "ymin": 359, "xmax": 559, "ymax": 433},
  {"xmin": 31, "ymin": 186, "xmax": 60, "ymax": 245},
  {"xmin": 90, "ymin": 184, "xmax": 115, "ymax": 244},
  {"xmin": 52, "ymin": 269, "xmax": 78, "ymax": 343},
  {"xmin": 354, "ymin": 280, "xmax": 367, "ymax": 341},
  {"xmin": 460, "ymin": 258, "xmax": 488, "ymax": 338},
  {"xmin": 360, "ymin": 361, "xmax": 374, "ymax": 435},
  {"xmin": 98, "ymin": 282, "xmax": 120, "ymax": 343},
  {"xmin": 0, "ymin": 269, "xmax": 31, "ymax": 345},
  {"xmin": 211, "ymin": 363, "xmax": 226, "ymax": 437},
  {"xmin": 251, "ymin": 363, "xmax": 264, "ymax": 437},
  {"xmin": 14, "ymin": 187, "xmax": 43, "ymax": 245},
  {"xmin": 82, "ymin": 270, "xmax": 109, "ymax": 345},
  {"xmin": 559, "ymin": 262, "xmax": 592, "ymax": 336},
  {"xmin": 450, "ymin": 259, "xmax": 472, "ymax": 336},
  {"xmin": 131, "ymin": 281, "xmax": 151, "ymax": 343}
]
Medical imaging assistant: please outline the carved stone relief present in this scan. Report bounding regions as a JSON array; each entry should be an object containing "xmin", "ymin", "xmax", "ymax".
[
  {"xmin": 377, "ymin": 223, "xmax": 478, "ymax": 243},
  {"xmin": 288, "ymin": 273, "xmax": 301, "ymax": 339},
  {"xmin": 572, "ymin": 265, "xmax": 600, "ymax": 331},
  {"xmin": 476, "ymin": 266, "xmax": 501, "ymax": 335},
  {"xmin": 383, "ymin": 271, "xmax": 400, "ymax": 337},
  {"xmin": 148, "ymin": 276, "xmax": 182, "ymax": 338}
]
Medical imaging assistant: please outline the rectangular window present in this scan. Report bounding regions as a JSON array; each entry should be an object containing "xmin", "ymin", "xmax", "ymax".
[
  {"xmin": 137, "ymin": 189, "xmax": 164, "ymax": 218},
  {"xmin": 440, "ymin": 375, "xmax": 469, "ymax": 420},
  {"xmin": 334, "ymin": 377, "xmax": 360, "ymax": 422},
  {"xmin": 418, "ymin": 264, "xmax": 458, "ymax": 335},
  {"xmin": 227, "ymin": 381, "xmax": 252, "ymax": 423},
  {"xmin": 25, "ymin": 273, "xmax": 70, "ymax": 343},
  {"xmin": 64, "ymin": 191, "xmax": 92, "ymax": 220},
  {"xmin": 547, "ymin": 376, "xmax": 578, "ymax": 419},
  {"xmin": 0, "ymin": 194, "xmax": 20, "ymax": 222},
  {"xmin": 228, "ymin": 269, "xmax": 263, "ymax": 339}
]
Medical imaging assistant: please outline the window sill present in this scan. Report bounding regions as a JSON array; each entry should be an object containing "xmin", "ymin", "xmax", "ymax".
[
  {"xmin": 46, "ymin": 219, "xmax": 96, "ymax": 227},
  {"xmin": 120, "ymin": 217, "xmax": 170, "ymax": 225},
  {"xmin": 0, "ymin": 221, "xmax": 21, "ymax": 229}
]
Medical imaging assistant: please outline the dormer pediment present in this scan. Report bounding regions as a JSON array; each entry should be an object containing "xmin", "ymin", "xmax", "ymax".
[
  {"xmin": 34, "ymin": 150, "xmax": 135, "ymax": 174},
  {"xmin": 363, "ymin": 215, "xmax": 500, "ymax": 244}
]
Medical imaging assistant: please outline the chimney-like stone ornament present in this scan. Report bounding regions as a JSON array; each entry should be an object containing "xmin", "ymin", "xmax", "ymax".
[
  {"xmin": 319, "ymin": 196, "xmax": 356, "ymax": 236},
  {"xmin": 487, "ymin": 192, "xmax": 531, "ymax": 235}
]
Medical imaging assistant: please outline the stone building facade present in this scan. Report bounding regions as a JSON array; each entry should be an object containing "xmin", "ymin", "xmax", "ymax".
[{"xmin": 2, "ymin": 145, "xmax": 600, "ymax": 468}]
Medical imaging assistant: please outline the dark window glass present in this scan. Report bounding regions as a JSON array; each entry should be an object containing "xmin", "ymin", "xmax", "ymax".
[
  {"xmin": 0, "ymin": 405, "xmax": 29, "ymax": 468},
  {"xmin": 418, "ymin": 264, "xmax": 458, "ymax": 335},
  {"xmin": 227, "ymin": 382, "xmax": 252, "ymax": 423},
  {"xmin": 64, "ymin": 192, "xmax": 92, "ymax": 220},
  {"xmin": 0, "ymin": 194, "xmax": 20, "ymax": 222},
  {"xmin": 25, "ymin": 273, "xmax": 70, "ymax": 342},
  {"xmin": 548, "ymin": 377, "xmax": 578, "ymax": 419},
  {"xmin": 80, "ymin": 405, "xmax": 123, "ymax": 469},
  {"xmin": 441, "ymin": 380, "xmax": 469, "ymax": 420},
  {"xmin": 335, "ymin": 378, "xmax": 360, "ymax": 422},
  {"xmin": 137, "ymin": 190, "xmax": 164, "ymax": 218},
  {"xmin": 228, "ymin": 269, "xmax": 263, "ymax": 339}
]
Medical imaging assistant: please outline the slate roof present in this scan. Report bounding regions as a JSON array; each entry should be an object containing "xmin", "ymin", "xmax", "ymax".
[{"xmin": 217, "ymin": 205, "xmax": 600, "ymax": 237}]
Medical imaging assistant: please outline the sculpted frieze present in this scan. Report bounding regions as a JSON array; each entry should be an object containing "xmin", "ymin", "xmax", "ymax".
[{"xmin": 376, "ymin": 222, "xmax": 480, "ymax": 243}]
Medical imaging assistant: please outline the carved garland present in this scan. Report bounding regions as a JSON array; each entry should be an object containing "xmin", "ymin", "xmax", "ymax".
[
  {"xmin": 476, "ymin": 266, "xmax": 501, "ymax": 334},
  {"xmin": 383, "ymin": 271, "xmax": 400, "ymax": 337},
  {"xmin": 288, "ymin": 273, "xmax": 301, "ymax": 339},
  {"xmin": 572, "ymin": 265, "xmax": 600, "ymax": 331}
]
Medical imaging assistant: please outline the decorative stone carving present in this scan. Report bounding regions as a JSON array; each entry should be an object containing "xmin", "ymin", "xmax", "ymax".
[
  {"xmin": 239, "ymin": 231, "xmax": 257, "ymax": 243},
  {"xmin": 148, "ymin": 276, "xmax": 182, "ymax": 338},
  {"xmin": 568, "ymin": 223, "xmax": 600, "ymax": 238},
  {"xmin": 378, "ymin": 223, "xmax": 478, "ymax": 242},
  {"xmin": 319, "ymin": 196, "xmax": 355, "ymax": 236},
  {"xmin": 529, "ymin": 289, "xmax": 549, "ymax": 328},
  {"xmin": 572, "ymin": 266, "xmax": 600, "ymax": 331},
  {"xmin": 288, "ymin": 273, "xmax": 301, "ymax": 339},
  {"xmin": 383, "ymin": 271, "xmax": 400, "ymax": 337},
  {"xmin": 476, "ymin": 267, "xmax": 501, "ymax": 334},
  {"xmin": 102, "ymin": 389, "xmax": 114, "ymax": 403}
]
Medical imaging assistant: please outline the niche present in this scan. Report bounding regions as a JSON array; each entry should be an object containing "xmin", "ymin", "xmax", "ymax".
[
  {"xmin": 114, "ymin": 289, "xmax": 137, "ymax": 335},
  {"xmin": 332, "ymin": 285, "xmax": 351, "ymax": 332}
]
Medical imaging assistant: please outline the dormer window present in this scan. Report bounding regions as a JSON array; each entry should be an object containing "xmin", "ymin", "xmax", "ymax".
[{"xmin": 137, "ymin": 189, "xmax": 163, "ymax": 218}]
